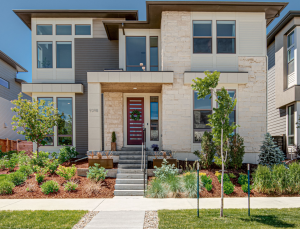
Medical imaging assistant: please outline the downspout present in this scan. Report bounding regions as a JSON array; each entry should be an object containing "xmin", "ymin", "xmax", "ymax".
[{"xmin": 266, "ymin": 55, "xmax": 268, "ymax": 134}]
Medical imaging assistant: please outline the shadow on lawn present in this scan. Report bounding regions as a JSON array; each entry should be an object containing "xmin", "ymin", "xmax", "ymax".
[{"xmin": 241, "ymin": 215, "xmax": 295, "ymax": 228}]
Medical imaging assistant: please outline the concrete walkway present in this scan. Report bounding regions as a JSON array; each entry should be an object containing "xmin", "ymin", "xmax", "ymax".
[{"xmin": 0, "ymin": 196, "xmax": 300, "ymax": 211}]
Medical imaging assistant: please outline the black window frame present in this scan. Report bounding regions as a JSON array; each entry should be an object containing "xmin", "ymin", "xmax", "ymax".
[
  {"xmin": 216, "ymin": 20, "xmax": 236, "ymax": 54},
  {"xmin": 193, "ymin": 20, "xmax": 212, "ymax": 54}
]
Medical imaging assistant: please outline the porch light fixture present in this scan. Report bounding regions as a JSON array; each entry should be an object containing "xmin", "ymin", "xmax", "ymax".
[{"xmin": 133, "ymin": 87, "xmax": 137, "ymax": 89}]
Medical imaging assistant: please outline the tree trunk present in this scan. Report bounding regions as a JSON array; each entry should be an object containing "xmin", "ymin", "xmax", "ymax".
[{"xmin": 220, "ymin": 128, "xmax": 224, "ymax": 217}]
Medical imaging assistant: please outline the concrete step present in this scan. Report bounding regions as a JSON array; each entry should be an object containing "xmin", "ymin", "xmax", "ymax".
[
  {"xmin": 119, "ymin": 155, "xmax": 143, "ymax": 160},
  {"xmin": 117, "ymin": 174, "xmax": 144, "ymax": 179},
  {"xmin": 117, "ymin": 169, "xmax": 144, "ymax": 174},
  {"xmin": 119, "ymin": 160, "xmax": 141, "ymax": 164},
  {"xmin": 118, "ymin": 164, "xmax": 142, "ymax": 169},
  {"xmin": 118, "ymin": 151, "xmax": 143, "ymax": 155},
  {"xmin": 114, "ymin": 190, "xmax": 144, "ymax": 196},
  {"xmin": 116, "ymin": 179, "xmax": 145, "ymax": 184},
  {"xmin": 121, "ymin": 147, "xmax": 143, "ymax": 151},
  {"xmin": 115, "ymin": 184, "xmax": 144, "ymax": 190}
]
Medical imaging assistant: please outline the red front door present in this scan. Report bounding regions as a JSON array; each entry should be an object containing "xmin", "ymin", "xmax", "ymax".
[{"xmin": 127, "ymin": 97, "xmax": 144, "ymax": 145}]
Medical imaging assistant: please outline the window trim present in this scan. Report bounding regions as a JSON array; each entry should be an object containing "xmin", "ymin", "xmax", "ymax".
[
  {"xmin": 287, "ymin": 30, "xmax": 295, "ymax": 76},
  {"xmin": 36, "ymin": 24, "xmax": 53, "ymax": 35},
  {"xmin": 288, "ymin": 104, "xmax": 295, "ymax": 146},
  {"xmin": 0, "ymin": 77, "xmax": 9, "ymax": 89},
  {"xmin": 56, "ymin": 24, "xmax": 72, "ymax": 35},
  {"xmin": 193, "ymin": 90, "xmax": 213, "ymax": 143},
  {"xmin": 57, "ymin": 97, "xmax": 73, "ymax": 146},
  {"xmin": 37, "ymin": 97, "xmax": 54, "ymax": 146},
  {"xmin": 75, "ymin": 24, "xmax": 91, "ymax": 35},
  {"xmin": 150, "ymin": 96, "xmax": 159, "ymax": 141},
  {"xmin": 125, "ymin": 36, "xmax": 147, "ymax": 71},
  {"xmin": 56, "ymin": 41, "xmax": 72, "ymax": 69},
  {"xmin": 192, "ymin": 20, "xmax": 213, "ymax": 54},
  {"xmin": 150, "ymin": 36, "xmax": 159, "ymax": 71},
  {"xmin": 216, "ymin": 20, "xmax": 236, "ymax": 54},
  {"xmin": 37, "ymin": 41, "xmax": 53, "ymax": 69}
]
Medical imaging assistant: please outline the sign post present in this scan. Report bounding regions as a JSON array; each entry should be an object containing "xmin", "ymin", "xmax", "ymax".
[
  {"xmin": 248, "ymin": 163, "xmax": 250, "ymax": 216},
  {"xmin": 197, "ymin": 161, "xmax": 199, "ymax": 218}
]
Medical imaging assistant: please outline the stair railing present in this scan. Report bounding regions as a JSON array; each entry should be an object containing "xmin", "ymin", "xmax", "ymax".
[{"xmin": 141, "ymin": 125, "xmax": 147, "ymax": 196}]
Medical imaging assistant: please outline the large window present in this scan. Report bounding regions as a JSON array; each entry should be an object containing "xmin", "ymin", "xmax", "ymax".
[
  {"xmin": 75, "ymin": 25, "xmax": 91, "ymax": 35},
  {"xmin": 0, "ymin": 77, "xmax": 9, "ymax": 89},
  {"xmin": 150, "ymin": 37, "xmax": 158, "ymax": 71},
  {"xmin": 57, "ymin": 98, "xmax": 73, "ymax": 146},
  {"xmin": 217, "ymin": 21, "xmax": 236, "ymax": 54},
  {"xmin": 126, "ymin": 37, "xmax": 146, "ymax": 71},
  {"xmin": 37, "ymin": 25, "xmax": 52, "ymax": 35},
  {"xmin": 56, "ymin": 25, "xmax": 72, "ymax": 35},
  {"xmin": 287, "ymin": 31, "xmax": 295, "ymax": 75},
  {"xmin": 37, "ymin": 42, "xmax": 53, "ymax": 68},
  {"xmin": 228, "ymin": 90, "xmax": 236, "ymax": 126},
  {"xmin": 150, "ymin": 97, "xmax": 159, "ymax": 141},
  {"xmin": 38, "ymin": 98, "xmax": 54, "ymax": 146},
  {"xmin": 288, "ymin": 105, "xmax": 294, "ymax": 146},
  {"xmin": 56, "ymin": 42, "xmax": 72, "ymax": 68},
  {"xmin": 193, "ymin": 91, "xmax": 212, "ymax": 143},
  {"xmin": 193, "ymin": 21, "xmax": 212, "ymax": 53}
]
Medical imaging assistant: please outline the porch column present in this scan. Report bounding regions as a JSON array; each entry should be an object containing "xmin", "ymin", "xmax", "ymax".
[{"xmin": 88, "ymin": 82, "xmax": 102, "ymax": 151}]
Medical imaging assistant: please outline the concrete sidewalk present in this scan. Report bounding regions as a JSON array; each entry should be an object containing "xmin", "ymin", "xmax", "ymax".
[{"xmin": 0, "ymin": 197, "xmax": 300, "ymax": 211}]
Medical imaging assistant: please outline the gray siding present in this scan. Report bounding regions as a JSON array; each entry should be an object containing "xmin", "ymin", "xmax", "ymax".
[
  {"xmin": 267, "ymin": 42, "xmax": 286, "ymax": 136},
  {"xmin": 75, "ymin": 38, "xmax": 119, "ymax": 156},
  {"xmin": 0, "ymin": 60, "xmax": 31, "ymax": 140}
]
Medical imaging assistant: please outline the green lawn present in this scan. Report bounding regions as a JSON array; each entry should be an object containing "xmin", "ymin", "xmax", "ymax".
[
  {"xmin": 0, "ymin": 210, "xmax": 87, "ymax": 229},
  {"xmin": 158, "ymin": 208, "xmax": 300, "ymax": 229},
  {"xmin": 0, "ymin": 174, "xmax": 6, "ymax": 182}
]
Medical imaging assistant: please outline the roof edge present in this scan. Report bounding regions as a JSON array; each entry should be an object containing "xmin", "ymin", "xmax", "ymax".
[{"xmin": 0, "ymin": 51, "xmax": 27, "ymax": 73}]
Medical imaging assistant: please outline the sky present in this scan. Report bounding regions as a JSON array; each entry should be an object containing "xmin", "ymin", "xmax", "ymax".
[{"xmin": 0, "ymin": 0, "xmax": 298, "ymax": 83}]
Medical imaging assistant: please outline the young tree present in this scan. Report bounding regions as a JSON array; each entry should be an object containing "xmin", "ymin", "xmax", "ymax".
[
  {"xmin": 11, "ymin": 93, "xmax": 61, "ymax": 156},
  {"xmin": 192, "ymin": 71, "xmax": 237, "ymax": 217}
]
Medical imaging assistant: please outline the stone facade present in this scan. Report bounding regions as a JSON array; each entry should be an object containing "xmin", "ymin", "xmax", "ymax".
[
  {"xmin": 238, "ymin": 57, "xmax": 267, "ymax": 153},
  {"xmin": 104, "ymin": 92, "xmax": 123, "ymax": 150},
  {"xmin": 161, "ymin": 11, "xmax": 193, "ymax": 152}
]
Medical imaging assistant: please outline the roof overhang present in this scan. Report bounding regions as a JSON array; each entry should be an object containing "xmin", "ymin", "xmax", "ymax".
[
  {"xmin": 0, "ymin": 50, "xmax": 27, "ymax": 72},
  {"xmin": 13, "ymin": 9, "xmax": 139, "ymax": 30},
  {"xmin": 104, "ymin": 1, "xmax": 288, "ymax": 40},
  {"xmin": 267, "ymin": 11, "xmax": 300, "ymax": 46}
]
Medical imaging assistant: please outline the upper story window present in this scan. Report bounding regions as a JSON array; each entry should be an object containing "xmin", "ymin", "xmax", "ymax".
[
  {"xmin": 0, "ymin": 77, "xmax": 9, "ymax": 89},
  {"xmin": 217, "ymin": 21, "xmax": 236, "ymax": 54},
  {"xmin": 37, "ymin": 42, "xmax": 53, "ymax": 68},
  {"xmin": 126, "ymin": 37, "xmax": 146, "ymax": 71},
  {"xmin": 37, "ymin": 25, "xmax": 52, "ymax": 35},
  {"xmin": 56, "ymin": 42, "xmax": 72, "ymax": 68},
  {"xmin": 150, "ymin": 37, "xmax": 158, "ymax": 71},
  {"xmin": 287, "ymin": 31, "xmax": 295, "ymax": 75},
  {"xmin": 75, "ymin": 25, "xmax": 91, "ymax": 35},
  {"xmin": 193, "ymin": 21, "xmax": 212, "ymax": 53},
  {"xmin": 56, "ymin": 25, "xmax": 72, "ymax": 35}
]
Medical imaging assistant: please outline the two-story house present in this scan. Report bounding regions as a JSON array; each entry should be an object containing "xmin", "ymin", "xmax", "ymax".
[
  {"xmin": 267, "ymin": 11, "xmax": 300, "ymax": 158},
  {"xmin": 16, "ymin": 1, "xmax": 287, "ymax": 163},
  {"xmin": 0, "ymin": 50, "xmax": 30, "ymax": 140}
]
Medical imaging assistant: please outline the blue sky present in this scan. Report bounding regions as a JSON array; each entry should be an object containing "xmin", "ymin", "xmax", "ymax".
[{"xmin": 0, "ymin": 0, "xmax": 297, "ymax": 82}]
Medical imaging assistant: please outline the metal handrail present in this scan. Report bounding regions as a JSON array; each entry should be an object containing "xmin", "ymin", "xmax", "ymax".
[{"xmin": 141, "ymin": 126, "xmax": 147, "ymax": 196}]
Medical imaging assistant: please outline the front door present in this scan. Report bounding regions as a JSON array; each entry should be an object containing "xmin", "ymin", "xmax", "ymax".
[{"xmin": 127, "ymin": 97, "xmax": 144, "ymax": 145}]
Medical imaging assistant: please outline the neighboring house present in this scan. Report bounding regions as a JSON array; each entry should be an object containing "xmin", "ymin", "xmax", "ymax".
[
  {"xmin": 16, "ymin": 1, "xmax": 287, "ymax": 162},
  {"xmin": 0, "ymin": 50, "xmax": 30, "ymax": 140},
  {"xmin": 267, "ymin": 11, "xmax": 300, "ymax": 158}
]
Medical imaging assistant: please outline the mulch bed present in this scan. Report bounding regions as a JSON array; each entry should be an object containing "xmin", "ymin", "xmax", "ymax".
[{"xmin": 63, "ymin": 158, "xmax": 118, "ymax": 169}]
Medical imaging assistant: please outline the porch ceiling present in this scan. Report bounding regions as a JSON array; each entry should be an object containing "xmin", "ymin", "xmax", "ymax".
[{"xmin": 101, "ymin": 83, "xmax": 162, "ymax": 93}]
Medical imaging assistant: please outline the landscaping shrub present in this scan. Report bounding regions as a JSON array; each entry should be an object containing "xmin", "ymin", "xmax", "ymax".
[
  {"xmin": 242, "ymin": 183, "xmax": 252, "ymax": 193},
  {"xmin": 165, "ymin": 175, "xmax": 183, "ymax": 197},
  {"xmin": 25, "ymin": 182, "xmax": 36, "ymax": 192},
  {"xmin": 183, "ymin": 172, "xmax": 197, "ymax": 198},
  {"xmin": 154, "ymin": 159, "xmax": 178, "ymax": 181},
  {"xmin": 19, "ymin": 165, "xmax": 33, "ymax": 177},
  {"xmin": 223, "ymin": 181, "xmax": 235, "ymax": 195},
  {"xmin": 0, "ymin": 159, "xmax": 5, "ymax": 170},
  {"xmin": 5, "ymin": 153, "xmax": 19, "ymax": 172},
  {"xmin": 217, "ymin": 173, "xmax": 230, "ymax": 183},
  {"xmin": 86, "ymin": 163, "xmax": 107, "ymax": 183},
  {"xmin": 0, "ymin": 180, "xmax": 15, "ymax": 195},
  {"xmin": 229, "ymin": 134, "xmax": 245, "ymax": 169},
  {"xmin": 31, "ymin": 151, "xmax": 50, "ymax": 167},
  {"xmin": 64, "ymin": 181, "xmax": 78, "ymax": 192},
  {"xmin": 272, "ymin": 164, "xmax": 289, "ymax": 194},
  {"xmin": 200, "ymin": 174, "xmax": 212, "ymax": 185},
  {"xmin": 56, "ymin": 165, "xmax": 77, "ymax": 181},
  {"xmin": 7, "ymin": 171, "xmax": 27, "ymax": 186},
  {"xmin": 205, "ymin": 183, "xmax": 213, "ymax": 192},
  {"xmin": 253, "ymin": 165, "xmax": 273, "ymax": 194},
  {"xmin": 0, "ymin": 150, "xmax": 17, "ymax": 159},
  {"xmin": 147, "ymin": 178, "xmax": 168, "ymax": 198},
  {"xmin": 46, "ymin": 159, "xmax": 60, "ymax": 174},
  {"xmin": 84, "ymin": 181, "xmax": 102, "ymax": 196},
  {"xmin": 193, "ymin": 131, "xmax": 215, "ymax": 169},
  {"xmin": 18, "ymin": 154, "xmax": 31, "ymax": 167},
  {"xmin": 57, "ymin": 146, "xmax": 78, "ymax": 164},
  {"xmin": 258, "ymin": 133, "xmax": 285, "ymax": 166},
  {"xmin": 35, "ymin": 167, "xmax": 48, "ymax": 184},
  {"xmin": 288, "ymin": 162, "xmax": 300, "ymax": 193},
  {"xmin": 238, "ymin": 174, "xmax": 248, "ymax": 185},
  {"xmin": 41, "ymin": 180, "xmax": 60, "ymax": 195},
  {"xmin": 229, "ymin": 173, "xmax": 236, "ymax": 179}
]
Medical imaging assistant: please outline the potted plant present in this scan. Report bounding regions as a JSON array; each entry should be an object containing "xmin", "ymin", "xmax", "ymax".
[
  {"xmin": 151, "ymin": 144, "xmax": 159, "ymax": 151},
  {"xmin": 111, "ymin": 131, "xmax": 116, "ymax": 151},
  {"xmin": 88, "ymin": 151, "xmax": 113, "ymax": 169},
  {"xmin": 153, "ymin": 151, "xmax": 178, "ymax": 168}
]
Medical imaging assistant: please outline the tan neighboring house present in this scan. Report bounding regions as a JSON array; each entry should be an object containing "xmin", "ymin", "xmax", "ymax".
[
  {"xmin": 0, "ymin": 50, "xmax": 30, "ymax": 140},
  {"xmin": 267, "ymin": 11, "xmax": 300, "ymax": 158},
  {"xmin": 16, "ymin": 1, "xmax": 287, "ymax": 163}
]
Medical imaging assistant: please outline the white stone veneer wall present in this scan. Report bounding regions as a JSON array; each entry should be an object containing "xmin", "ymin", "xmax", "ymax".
[
  {"xmin": 161, "ymin": 11, "xmax": 192, "ymax": 152},
  {"xmin": 104, "ymin": 92, "xmax": 123, "ymax": 150}
]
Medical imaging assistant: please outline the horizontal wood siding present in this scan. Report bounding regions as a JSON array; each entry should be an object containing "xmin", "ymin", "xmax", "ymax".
[
  {"xmin": 75, "ymin": 38, "xmax": 119, "ymax": 156},
  {"xmin": 267, "ymin": 42, "xmax": 286, "ymax": 136}
]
